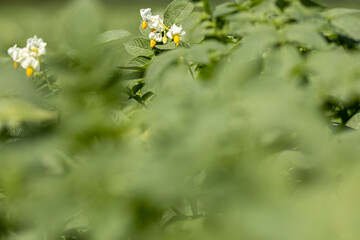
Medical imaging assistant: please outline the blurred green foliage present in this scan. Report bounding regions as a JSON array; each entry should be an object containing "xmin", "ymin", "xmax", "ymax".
[{"xmin": 2, "ymin": 0, "xmax": 360, "ymax": 239}]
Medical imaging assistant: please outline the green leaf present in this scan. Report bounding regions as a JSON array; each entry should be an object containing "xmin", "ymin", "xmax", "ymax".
[
  {"xmin": 180, "ymin": 41, "xmax": 191, "ymax": 48},
  {"xmin": 139, "ymin": 23, "xmax": 151, "ymax": 38},
  {"xmin": 164, "ymin": 0, "xmax": 195, "ymax": 26},
  {"xmin": 201, "ymin": 0, "xmax": 212, "ymax": 15},
  {"xmin": 331, "ymin": 15, "xmax": 360, "ymax": 41},
  {"xmin": 0, "ymin": 98, "xmax": 56, "ymax": 128},
  {"xmin": 142, "ymin": 92, "xmax": 154, "ymax": 101},
  {"xmin": 124, "ymin": 37, "xmax": 154, "ymax": 57},
  {"xmin": 155, "ymin": 41, "xmax": 177, "ymax": 50},
  {"xmin": 132, "ymin": 81, "xmax": 145, "ymax": 94},
  {"xmin": 283, "ymin": 24, "xmax": 327, "ymax": 49},
  {"xmin": 299, "ymin": 0, "xmax": 323, "ymax": 8},
  {"xmin": 276, "ymin": 0, "xmax": 291, "ymax": 10},
  {"xmin": 97, "ymin": 30, "xmax": 131, "ymax": 44},
  {"xmin": 347, "ymin": 113, "xmax": 360, "ymax": 130},
  {"xmin": 127, "ymin": 56, "xmax": 152, "ymax": 68},
  {"xmin": 186, "ymin": 40, "xmax": 227, "ymax": 64},
  {"xmin": 213, "ymin": 2, "xmax": 238, "ymax": 18},
  {"xmin": 145, "ymin": 49, "xmax": 186, "ymax": 86},
  {"xmin": 62, "ymin": 0, "xmax": 101, "ymax": 52},
  {"xmin": 322, "ymin": 8, "xmax": 360, "ymax": 20}
]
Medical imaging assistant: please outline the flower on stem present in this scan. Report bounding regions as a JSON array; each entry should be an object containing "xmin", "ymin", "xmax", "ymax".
[
  {"xmin": 140, "ymin": 8, "xmax": 152, "ymax": 30},
  {"xmin": 167, "ymin": 24, "xmax": 186, "ymax": 46},
  {"xmin": 149, "ymin": 15, "xmax": 165, "ymax": 32},
  {"xmin": 26, "ymin": 35, "xmax": 47, "ymax": 56},
  {"xmin": 149, "ymin": 32, "xmax": 162, "ymax": 48},
  {"xmin": 8, "ymin": 36, "xmax": 47, "ymax": 77},
  {"xmin": 140, "ymin": 7, "xmax": 186, "ymax": 48},
  {"xmin": 162, "ymin": 35, "xmax": 168, "ymax": 44},
  {"xmin": 8, "ymin": 44, "xmax": 25, "ymax": 69},
  {"xmin": 20, "ymin": 54, "xmax": 40, "ymax": 77}
]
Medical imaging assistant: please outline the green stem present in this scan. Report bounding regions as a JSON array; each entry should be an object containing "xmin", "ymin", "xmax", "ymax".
[
  {"xmin": 187, "ymin": 61, "xmax": 195, "ymax": 80},
  {"xmin": 35, "ymin": 84, "xmax": 48, "ymax": 93},
  {"xmin": 39, "ymin": 59, "xmax": 53, "ymax": 91}
]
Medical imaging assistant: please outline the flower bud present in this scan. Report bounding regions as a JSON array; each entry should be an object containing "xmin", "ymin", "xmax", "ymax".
[{"xmin": 162, "ymin": 35, "xmax": 168, "ymax": 44}]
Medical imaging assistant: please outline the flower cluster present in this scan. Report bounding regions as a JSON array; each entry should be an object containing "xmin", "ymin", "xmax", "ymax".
[
  {"xmin": 140, "ymin": 8, "xmax": 186, "ymax": 48},
  {"xmin": 7, "ymin": 36, "xmax": 47, "ymax": 77}
]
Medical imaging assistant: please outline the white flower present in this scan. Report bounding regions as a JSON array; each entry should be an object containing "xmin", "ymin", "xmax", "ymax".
[
  {"xmin": 26, "ymin": 35, "xmax": 47, "ymax": 56},
  {"xmin": 8, "ymin": 45, "xmax": 32, "ymax": 68},
  {"xmin": 148, "ymin": 15, "xmax": 165, "ymax": 32},
  {"xmin": 8, "ymin": 45, "xmax": 22, "ymax": 68},
  {"xmin": 166, "ymin": 24, "xmax": 186, "ymax": 45},
  {"xmin": 140, "ymin": 8, "xmax": 152, "ymax": 21},
  {"xmin": 149, "ymin": 32, "xmax": 163, "ymax": 42},
  {"xmin": 8, "ymin": 44, "xmax": 20, "ymax": 60},
  {"xmin": 149, "ymin": 32, "xmax": 163, "ymax": 48},
  {"xmin": 20, "ymin": 54, "xmax": 40, "ymax": 77},
  {"xmin": 140, "ymin": 8, "xmax": 152, "ymax": 30}
]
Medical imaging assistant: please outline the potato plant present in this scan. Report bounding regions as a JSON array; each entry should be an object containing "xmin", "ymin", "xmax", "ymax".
[{"xmin": 1, "ymin": 0, "xmax": 360, "ymax": 239}]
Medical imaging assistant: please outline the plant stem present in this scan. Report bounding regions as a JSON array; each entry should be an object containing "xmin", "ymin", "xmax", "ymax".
[
  {"xmin": 187, "ymin": 62, "xmax": 195, "ymax": 80},
  {"xmin": 39, "ymin": 59, "xmax": 53, "ymax": 91}
]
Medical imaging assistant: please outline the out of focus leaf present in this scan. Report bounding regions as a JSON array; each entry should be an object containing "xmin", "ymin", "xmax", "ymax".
[
  {"xmin": 346, "ymin": 113, "xmax": 360, "ymax": 130},
  {"xmin": 299, "ymin": 0, "xmax": 323, "ymax": 8},
  {"xmin": 0, "ymin": 98, "xmax": 56, "ymax": 128},
  {"xmin": 97, "ymin": 30, "xmax": 131, "ymax": 44},
  {"xmin": 145, "ymin": 49, "xmax": 186, "ymax": 86},
  {"xmin": 186, "ymin": 40, "xmax": 227, "ymax": 64},
  {"xmin": 283, "ymin": 23, "xmax": 327, "ymax": 49},
  {"xmin": 213, "ymin": 2, "xmax": 239, "ymax": 18},
  {"xmin": 322, "ymin": 8, "xmax": 360, "ymax": 20},
  {"xmin": 331, "ymin": 15, "xmax": 360, "ymax": 41}
]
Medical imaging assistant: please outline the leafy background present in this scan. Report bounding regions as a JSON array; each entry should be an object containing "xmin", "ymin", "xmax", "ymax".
[{"xmin": 1, "ymin": 0, "xmax": 360, "ymax": 240}]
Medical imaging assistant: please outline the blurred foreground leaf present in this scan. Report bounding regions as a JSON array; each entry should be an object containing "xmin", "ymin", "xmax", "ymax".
[
  {"xmin": 0, "ymin": 98, "xmax": 56, "ymax": 128},
  {"xmin": 97, "ymin": 29, "xmax": 131, "ymax": 44}
]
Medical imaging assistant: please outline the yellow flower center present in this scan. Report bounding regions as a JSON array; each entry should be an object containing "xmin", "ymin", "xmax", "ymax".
[
  {"xmin": 14, "ymin": 62, "xmax": 19, "ymax": 69},
  {"xmin": 142, "ymin": 21, "xmax": 148, "ymax": 30},
  {"xmin": 150, "ymin": 39, "xmax": 157, "ymax": 48},
  {"xmin": 31, "ymin": 47, "xmax": 39, "ymax": 54},
  {"xmin": 26, "ymin": 67, "xmax": 34, "ymax": 77},
  {"xmin": 174, "ymin": 35, "xmax": 180, "ymax": 46}
]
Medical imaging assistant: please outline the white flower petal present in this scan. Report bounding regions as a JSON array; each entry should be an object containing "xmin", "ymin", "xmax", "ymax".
[
  {"xmin": 149, "ymin": 32, "xmax": 163, "ymax": 42},
  {"xmin": 140, "ymin": 8, "xmax": 152, "ymax": 20},
  {"xmin": 8, "ymin": 44, "xmax": 20, "ymax": 60},
  {"xmin": 20, "ymin": 56, "xmax": 40, "ymax": 71},
  {"xmin": 148, "ymin": 15, "xmax": 165, "ymax": 32},
  {"xmin": 167, "ymin": 24, "xmax": 186, "ymax": 39},
  {"xmin": 26, "ymin": 35, "xmax": 47, "ymax": 56}
]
